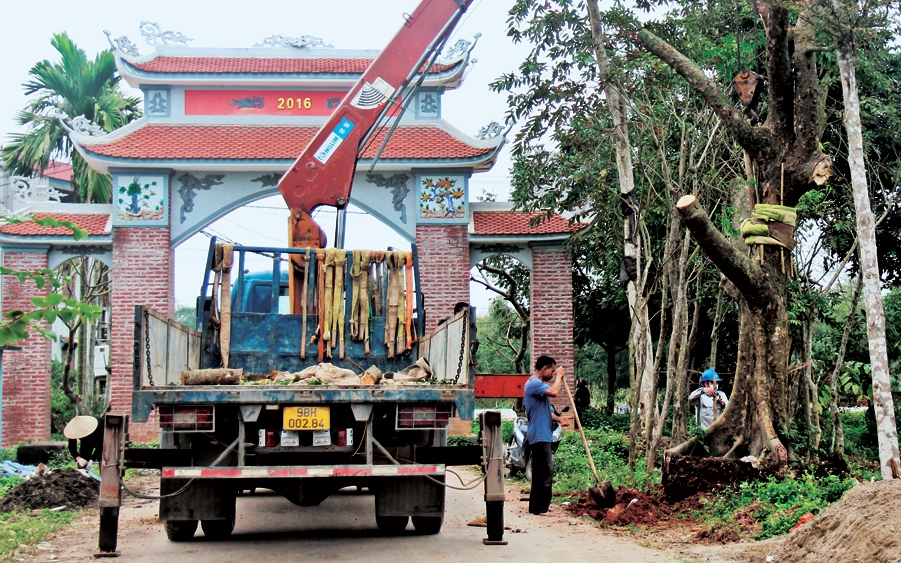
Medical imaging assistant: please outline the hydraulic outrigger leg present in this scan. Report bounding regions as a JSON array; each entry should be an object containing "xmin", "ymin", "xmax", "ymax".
[
  {"xmin": 97, "ymin": 413, "xmax": 128, "ymax": 557},
  {"xmin": 479, "ymin": 411, "xmax": 507, "ymax": 545}
]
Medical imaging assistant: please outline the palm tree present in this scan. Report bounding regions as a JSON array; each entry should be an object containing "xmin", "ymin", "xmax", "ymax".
[{"xmin": 1, "ymin": 32, "xmax": 141, "ymax": 203}]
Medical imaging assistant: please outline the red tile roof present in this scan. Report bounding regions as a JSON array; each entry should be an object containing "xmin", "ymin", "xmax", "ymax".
[
  {"xmin": 128, "ymin": 57, "xmax": 459, "ymax": 75},
  {"xmin": 0, "ymin": 213, "xmax": 109, "ymax": 236},
  {"xmin": 81, "ymin": 125, "xmax": 495, "ymax": 161},
  {"xmin": 472, "ymin": 211, "xmax": 584, "ymax": 236},
  {"xmin": 41, "ymin": 161, "xmax": 73, "ymax": 182}
]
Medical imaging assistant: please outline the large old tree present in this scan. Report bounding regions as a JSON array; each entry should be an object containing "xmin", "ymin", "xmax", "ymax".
[{"xmin": 637, "ymin": 2, "xmax": 833, "ymax": 464}]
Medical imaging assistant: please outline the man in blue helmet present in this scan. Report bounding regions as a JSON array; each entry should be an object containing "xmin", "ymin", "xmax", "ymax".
[{"xmin": 689, "ymin": 369, "xmax": 729, "ymax": 429}]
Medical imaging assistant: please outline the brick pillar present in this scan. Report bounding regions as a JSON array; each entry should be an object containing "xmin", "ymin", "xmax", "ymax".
[
  {"xmin": 416, "ymin": 225, "xmax": 471, "ymax": 333},
  {"xmin": 1, "ymin": 250, "xmax": 52, "ymax": 447},
  {"xmin": 530, "ymin": 246, "xmax": 575, "ymax": 412},
  {"xmin": 110, "ymin": 228, "xmax": 172, "ymax": 442}
]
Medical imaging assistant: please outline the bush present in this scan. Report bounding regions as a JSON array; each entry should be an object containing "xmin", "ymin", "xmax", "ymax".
[
  {"xmin": 50, "ymin": 360, "xmax": 76, "ymax": 435},
  {"xmin": 548, "ymin": 427, "xmax": 656, "ymax": 494},
  {"xmin": 578, "ymin": 408, "xmax": 631, "ymax": 433},
  {"xmin": 841, "ymin": 410, "xmax": 879, "ymax": 461},
  {"xmin": 705, "ymin": 472, "xmax": 856, "ymax": 539}
]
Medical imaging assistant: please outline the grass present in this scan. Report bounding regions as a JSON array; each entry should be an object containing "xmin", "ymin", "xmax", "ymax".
[
  {"xmin": 0, "ymin": 509, "xmax": 80, "ymax": 562},
  {"xmin": 505, "ymin": 407, "xmax": 882, "ymax": 540}
]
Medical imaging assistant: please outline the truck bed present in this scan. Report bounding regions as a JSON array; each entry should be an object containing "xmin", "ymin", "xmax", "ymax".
[{"xmin": 132, "ymin": 306, "xmax": 475, "ymax": 423}]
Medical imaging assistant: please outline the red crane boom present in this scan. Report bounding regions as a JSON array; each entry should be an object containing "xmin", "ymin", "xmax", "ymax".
[{"xmin": 278, "ymin": 0, "xmax": 475, "ymax": 248}]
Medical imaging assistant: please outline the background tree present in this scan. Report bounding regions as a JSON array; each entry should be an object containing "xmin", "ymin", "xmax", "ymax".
[{"xmin": 1, "ymin": 32, "xmax": 140, "ymax": 203}]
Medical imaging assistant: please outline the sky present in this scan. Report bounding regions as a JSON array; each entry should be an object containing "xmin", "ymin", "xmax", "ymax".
[{"xmin": 0, "ymin": 0, "xmax": 533, "ymax": 310}]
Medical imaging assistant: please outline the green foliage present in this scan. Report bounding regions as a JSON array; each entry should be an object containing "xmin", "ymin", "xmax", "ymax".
[
  {"xmin": 0, "ymin": 476, "xmax": 23, "ymax": 498},
  {"xmin": 841, "ymin": 410, "xmax": 879, "ymax": 461},
  {"xmin": 50, "ymin": 360, "xmax": 76, "ymax": 434},
  {"xmin": 474, "ymin": 297, "xmax": 528, "ymax": 374},
  {"xmin": 578, "ymin": 408, "xmax": 631, "ymax": 433},
  {"xmin": 1, "ymin": 32, "xmax": 141, "ymax": 203},
  {"xmin": 175, "ymin": 305, "xmax": 197, "ymax": 330},
  {"xmin": 551, "ymin": 428, "xmax": 656, "ymax": 494},
  {"xmin": 0, "ymin": 509, "xmax": 80, "ymax": 559},
  {"xmin": 705, "ymin": 473, "xmax": 855, "ymax": 539},
  {"xmin": 447, "ymin": 434, "xmax": 476, "ymax": 447},
  {"xmin": 0, "ymin": 227, "xmax": 103, "ymax": 347}
]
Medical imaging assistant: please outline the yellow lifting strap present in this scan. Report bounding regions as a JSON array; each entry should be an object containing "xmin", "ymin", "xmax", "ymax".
[
  {"xmin": 300, "ymin": 248, "xmax": 311, "ymax": 360},
  {"xmin": 394, "ymin": 250, "xmax": 407, "ymax": 356},
  {"xmin": 384, "ymin": 251, "xmax": 399, "ymax": 358},
  {"xmin": 315, "ymin": 249, "xmax": 326, "ymax": 362},
  {"xmin": 404, "ymin": 251, "xmax": 416, "ymax": 348},
  {"xmin": 332, "ymin": 249, "xmax": 347, "ymax": 359},
  {"xmin": 350, "ymin": 250, "xmax": 363, "ymax": 340},
  {"xmin": 349, "ymin": 250, "xmax": 373, "ymax": 354},
  {"xmin": 323, "ymin": 249, "xmax": 337, "ymax": 359}
]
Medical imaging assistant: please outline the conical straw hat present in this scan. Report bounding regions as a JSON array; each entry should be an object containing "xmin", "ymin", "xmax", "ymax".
[{"xmin": 64, "ymin": 416, "xmax": 98, "ymax": 439}]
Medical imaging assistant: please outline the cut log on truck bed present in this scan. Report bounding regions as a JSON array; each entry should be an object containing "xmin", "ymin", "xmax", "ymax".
[{"xmin": 180, "ymin": 368, "xmax": 243, "ymax": 385}]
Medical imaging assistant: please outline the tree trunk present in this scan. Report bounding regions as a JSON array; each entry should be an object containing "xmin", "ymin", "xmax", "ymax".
[
  {"xmin": 586, "ymin": 0, "xmax": 657, "ymax": 440},
  {"xmin": 638, "ymin": 3, "xmax": 832, "ymax": 467},
  {"xmin": 801, "ymin": 315, "xmax": 821, "ymax": 463},
  {"xmin": 835, "ymin": 40, "xmax": 901, "ymax": 480},
  {"xmin": 830, "ymin": 277, "xmax": 863, "ymax": 456},
  {"xmin": 709, "ymin": 282, "xmax": 725, "ymax": 369}
]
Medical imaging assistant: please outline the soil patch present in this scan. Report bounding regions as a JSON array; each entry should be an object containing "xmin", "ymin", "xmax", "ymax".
[
  {"xmin": 0, "ymin": 468, "xmax": 98, "ymax": 512},
  {"xmin": 565, "ymin": 485, "xmax": 702, "ymax": 528},
  {"xmin": 767, "ymin": 478, "xmax": 901, "ymax": 563}
]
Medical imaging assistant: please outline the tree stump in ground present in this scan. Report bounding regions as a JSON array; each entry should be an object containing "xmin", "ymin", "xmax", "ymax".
[{"xmin": 662, "ymin": 454, "xmax": 764, "ymax": 502}]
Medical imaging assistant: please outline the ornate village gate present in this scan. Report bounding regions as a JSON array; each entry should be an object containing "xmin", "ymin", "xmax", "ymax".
[{"xmin": 0, "ymin": 28, "xmax": 579, "ymax": 445}]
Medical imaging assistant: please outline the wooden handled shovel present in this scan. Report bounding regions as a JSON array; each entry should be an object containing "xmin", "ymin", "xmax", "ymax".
[{"xmin": 563, "ymin": 377, "xmax": 616, "ymax": 508}]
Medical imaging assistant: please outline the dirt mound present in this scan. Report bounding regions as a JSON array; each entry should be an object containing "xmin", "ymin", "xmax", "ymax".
[
  {"xmin": 566, "ymin": 486, "xmax": 702, "ymax": 527},
  {"xmin": 769, "ymin": 479, "xmax": 901, "ymax": 563},
  {"xmin": 0, "ymin": 468, "xmax": 98, "ymax": 512}
]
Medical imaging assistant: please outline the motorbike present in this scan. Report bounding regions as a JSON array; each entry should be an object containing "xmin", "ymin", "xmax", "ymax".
[{"xmin": 504, "ymin": 405, "xmax": 569, "ymax": 482}]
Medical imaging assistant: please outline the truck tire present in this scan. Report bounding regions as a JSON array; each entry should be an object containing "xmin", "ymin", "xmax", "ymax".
[
  {"xmin": 411, "ymin": 515, "xmax": 443, "ymax": 535},
  {"xmin": 165, "ymin": 520, "xmax": 198, "ymax": 542},
  {"xmin": 201, "ymin": 515, "xmax": 236, "ymax": 540},
  {"xmin": 375, "ymin": 514, "xmax": 409, "ymax": 534}
]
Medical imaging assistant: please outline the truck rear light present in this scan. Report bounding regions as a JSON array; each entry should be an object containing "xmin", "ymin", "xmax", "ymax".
[
  {"xmin": 158, "ymin": 406, "xmax": 214, "ymax": 432},
  {"xmin": 396, "ymin": 404, "xmax": 453, "ymax": 429}
]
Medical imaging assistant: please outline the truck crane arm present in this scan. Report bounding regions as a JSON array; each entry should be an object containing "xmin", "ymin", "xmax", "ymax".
[{"xmin": 278, "ymin": 0, "xmax": 475, "ymax": 248}]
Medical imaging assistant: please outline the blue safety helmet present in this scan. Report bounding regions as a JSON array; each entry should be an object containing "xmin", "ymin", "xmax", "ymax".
[{"xmin": 700, "ymin": 369, "xmax": 721, "ymax": 383}]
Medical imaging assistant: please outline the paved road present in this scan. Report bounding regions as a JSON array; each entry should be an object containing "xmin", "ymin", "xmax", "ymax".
[{"xmin": 28, "ymin": 471, "xmax": 692, "ymax": 563}]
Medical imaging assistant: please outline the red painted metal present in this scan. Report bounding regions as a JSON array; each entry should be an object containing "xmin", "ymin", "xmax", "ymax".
[
  {"xmin": 99, "ymin": 415, "xmax": 126, "ymax": 508},
  {"xmin": 185, "ymin": 90, "xmax": 351, "ymax": 116},
  {"xmin": 277, "ymin": 0, "xmax": 474, "ymax": 212},
  {"xmin": 161, "ymin": 464, "xmax": 443, "ymax": 478},
  {"xmin": 474, "ymin": 374, "xmax": 531, "ymax": 399}
]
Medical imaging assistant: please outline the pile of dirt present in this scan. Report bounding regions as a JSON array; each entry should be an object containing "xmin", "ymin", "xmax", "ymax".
[
  {"xmin": 767, "ymin": 479, "xmax": 901, "ymax": 563},
  {"xmin": 0, "ymin": 468, "xmax": 98, "ymax": 512},
  {"xmin": 565, "ymin": 486, "xmax": 702, "ymax": 527}
]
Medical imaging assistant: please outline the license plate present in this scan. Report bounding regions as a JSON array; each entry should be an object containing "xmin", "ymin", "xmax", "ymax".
[{"xmin": 283, "ymin": 406, "xmax": 330, "ymax": 430}]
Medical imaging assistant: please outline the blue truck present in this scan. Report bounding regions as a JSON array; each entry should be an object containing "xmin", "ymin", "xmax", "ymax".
[{"xmin": 105, "ymin": 241, "xmax": 504, "ymax": 545}]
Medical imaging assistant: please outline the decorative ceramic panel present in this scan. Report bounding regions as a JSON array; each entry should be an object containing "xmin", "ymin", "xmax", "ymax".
[
  {"xmin": 418, "ymin": 174, "xmax": 467, "ymax": 223},
  {"xmin": 113, "ymin": 174, "xmax": 168, "ymax": 226},
  {"xmin": 144, "ymin": 88, "xmax": 171, "ymax": 117}
]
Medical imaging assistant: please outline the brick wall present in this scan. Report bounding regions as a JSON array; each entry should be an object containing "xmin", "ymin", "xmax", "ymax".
[
  {"xmin": 530, "ymin": 247, "xmax": 575, "ymax": 412},
  {"xmin": 415, "ymin": 225, "xmax": 471, "ymax": 333},
  {"xmin": 110, "ymin": 228, "xmax": 172, "ymax": 442},
  {"xmin": 1, "ymin": 251, "xmax": 52, "ymax": 447}
]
